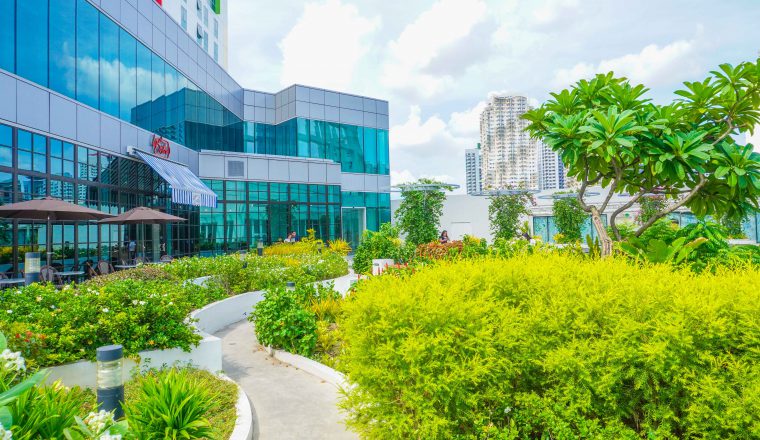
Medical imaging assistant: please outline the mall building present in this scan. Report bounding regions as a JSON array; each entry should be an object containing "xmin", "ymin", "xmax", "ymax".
[{"xmin": 0, "ymin": 0, "xmax": 391, "ymax": 273}]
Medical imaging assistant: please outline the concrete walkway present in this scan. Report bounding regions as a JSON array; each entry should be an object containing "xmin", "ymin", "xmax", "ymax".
[{"xmin": 218, "ymin": 320, "xmax": 358, "ymax": 440}]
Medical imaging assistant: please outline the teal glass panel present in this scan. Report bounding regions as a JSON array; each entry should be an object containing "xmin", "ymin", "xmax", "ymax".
[
  {"xmin": 342, "ymin": 192, "xmax": 364, "ymax": 207},
  {"xmin": 377, "ymin": 129, "xmax": 390, "ymax": 175},
  {"xmin": 119, "ymin": 29, "xmax": 137, "ymax": 122},
  {"xmin": 328, "ymin": 186, "xmax": 341, "ymax": 204},
  {"xmin": 297, "ymin": 118, "xmax": 310, "ymax": 157},
  {"xmin": 249, "ymin": 204, "xmax": 268, "ymax": 245},
  {"xmin": 0, "ymin": 124, "xmax": 12, "ymax": 168},
  {"xmin": 325, "ymin": 122, "xmax": 341, "ymax": 164},
  {"xmin": 366, "ymin": 207, "xmax": 379, "ymax": 232},
  {"xmin": 269, "ymin": 203, "xmax": 290, "ymax": 242},
  {"xmin": 379, "ymin": 208, "xmax": 391, "ymax": 227},
  {"xmin": 364, "ymin": 128, "xmax": 378, "ymax": 174},
  {"xmin": 247, "ymin": 182, "xmax": 268, "ymax": 202},
  {"xmin": 151, "ymin": 53, "xmax": 165, "ymax": 132},
  {"xmin": 310, "ymin": 120, "xmax": 326, "ymax": 159},
  {"xmin": 365, "ymin": 192, "xmax": 379, "ymax": 208},
  {"xmin": 270, "ymin": 183, "xmax": 288, "ymax": 202},
  {"xmin": 290, "ymin": 184, "xmax": 308, "ymax": 203},
  {"xmin": 0, "ymin": 0, "xmax": 14, "ymax": 72},
  {"xmin": 340, "ymin": 125, "xmax": 364, "ymax": 173},
  {"xmin": 76, "ymin": 0, "xmax": 98, "ymax": 108},
  {"xmin": 17, "ymin": 0, "xmax": 48, "ymax": 86},
  {"xmin": 225, "ymin": 180, "xmax": 246, "ymax": 200},
  {"xmin": 308, "ymin": 205, "xmax": 328, "ymax": 239},
  {"xmin": 378, "ymin": 192, "xmax": 391, "ymax": 209},
  {"xmin": 135, "ymin": 42, "xmax": 152, "ymax": 129},
  {"xmin": 309, "ymin": 185, "xmax": 326, "ymax": 204},
  {"xmin": 532, "ymin": 217, "xmax": 549, "ymax": 242},
  {"xmin": 293, "ymin": 205, "xmax": 308, "ymax": 237},
  {"xmin": 49, "ymin": 0, "xmax": 76, "ymax": 98},
  {"xmin": 99, "ymin": 14, "xmax": 120, "ymax": 117}
]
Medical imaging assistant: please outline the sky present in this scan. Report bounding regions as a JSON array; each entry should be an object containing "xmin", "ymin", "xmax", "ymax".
[{"xmin": 225, "ymin": 0, "xmax": 760, "ymax": 192}]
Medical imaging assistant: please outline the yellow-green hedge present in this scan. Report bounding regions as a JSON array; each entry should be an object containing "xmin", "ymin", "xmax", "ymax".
[{"xmin": 339, "ymin": 254, "xmax": 760, "ymax": 439}]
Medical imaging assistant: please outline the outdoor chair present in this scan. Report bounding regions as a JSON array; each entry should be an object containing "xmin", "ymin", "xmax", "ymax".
[
  {"xmin": 40, "ymin": 265, "xmax": 64, "ymax": 287},
  {"xmin": 83, "ymin": 261, "xmax": 98, "ymax": 278},
  {"xmin": 97, "ymin": 260, "xmax": 114, "ymax": 275},
  {"xmin": 160, "ymin": 255, "xmax": 173, "ymax": 263}
]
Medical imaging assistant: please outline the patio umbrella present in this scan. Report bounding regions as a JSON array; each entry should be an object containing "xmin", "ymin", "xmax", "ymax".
[
  {"xmin": 0, "ymin": 197, "xmax": 114, "ymax": 266},
  {"xmin": 98, "ymin": 207, "xmax": 186, "ymax": 261}
]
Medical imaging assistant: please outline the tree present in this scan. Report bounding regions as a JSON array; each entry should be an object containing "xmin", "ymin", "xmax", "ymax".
[
  {"xmin": 394, "ymin": 179, "xmax": 452, "ymax": 246},
  {"xmin": 524, "ymin": 59, "xmax": 760, "ymax": 257},
  {"xmin": 552, "ymin": 196, "xmax": 587, "ymax": 242},
  {"xmin": 488, "ymin": 191, "xmax": 533, "ymax": 240}
]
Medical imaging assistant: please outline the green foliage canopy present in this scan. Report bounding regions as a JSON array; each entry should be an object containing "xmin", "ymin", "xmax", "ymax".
[
  {"xmin": 488, "ymin": 191, "xmax": 533, "ymax": 240},
  {"xmin": 524, "ymin": 59, "xmax": 760, "ymax": 243},
  {"xmin": 394, "ymin": 179, "xmax": 453, "ymax": 246},
  {"xmin": 552, "ymin": 197, "xmax": 587, "ymax": 241}
]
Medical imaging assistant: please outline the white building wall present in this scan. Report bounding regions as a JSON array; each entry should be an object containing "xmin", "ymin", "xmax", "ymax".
[{"xmin": 162, "ymin": 0, "xmax": 228, "ymax": 68}]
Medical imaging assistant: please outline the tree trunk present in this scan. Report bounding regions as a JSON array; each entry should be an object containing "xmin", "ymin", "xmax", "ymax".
[{"xmin": 590, "ymin": 206, "xmax": 612, "ymax": 258}]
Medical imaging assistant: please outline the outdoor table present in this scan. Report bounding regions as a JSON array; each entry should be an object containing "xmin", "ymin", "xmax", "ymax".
[
  {"xmin": 0, "ymin": 278, "xmax": 25, "ymax": 288},
  {"xmin": 114, "ymin": 264, "xmax": 138, "ymax": 270},
  {"xmin": 58, "ymin": 271, "xmax": 85, "ymax": 283}
]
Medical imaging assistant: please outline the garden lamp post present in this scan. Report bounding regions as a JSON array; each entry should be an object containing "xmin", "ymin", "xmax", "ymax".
[
  {"xmin": 96, "ymin": 344, "xmax": 124, "ymax": 419},
  {"xmin": 257, "ymin": 241, "xmax": 264, "ymax": 257},
  {"xmin": 24, "ymin": 252, "xmax": 41, "ymax": 286},
  {"xmin": 286, "ymin": 281, "xmax": 295, "ymax": 291}
]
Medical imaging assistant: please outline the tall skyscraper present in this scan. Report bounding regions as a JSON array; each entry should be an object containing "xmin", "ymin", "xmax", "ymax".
[
  {"xmin": 465, "ymin": 145, "xmax": 482, "ymax": 195},
  {"xmin": 479, "ymin": 95, "xmax": 538, "ymax": 190},
  {"xmin": 161, "ymin": 0, "xmax": 229, "ymax": 68},
  {"xmin": 537, "ymin": 141, "xmax": 564, "ymax": 190}
]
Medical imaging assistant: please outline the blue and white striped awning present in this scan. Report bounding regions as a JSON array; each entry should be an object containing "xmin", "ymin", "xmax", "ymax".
[{"xmin": 134, "ymin": 150, "xmax": 217, "ymax": 208}]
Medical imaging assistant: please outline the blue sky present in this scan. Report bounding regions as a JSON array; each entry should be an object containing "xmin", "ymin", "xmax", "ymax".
[{"xmin": 226, "ymin": 0, "xmax": 760, "ymax": 190}]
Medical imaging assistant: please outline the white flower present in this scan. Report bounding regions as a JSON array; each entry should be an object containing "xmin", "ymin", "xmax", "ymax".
[
  {"xmin": 5, "ymin": 310, "xmax": 11, "ymax": 314},
  {"xmin": 0, "ymin": 424, "xmax": 12, "ymax": 440},
  {"xmin": 99, "ymin": 434, "xmax": 121, "ymax": 440},
  {"xmin": 36, "ymin": 296, "xmax": 42, "ymax": 302},
  {"xmin": 131, "ymin": 300, "xmax": 138, "ymax": 306},
  {"xmin": 84, "ymin": 410, "xmax": 114, "ymax": 435},
  {"xmin": 1, "ymin": 349, "xmax": 26, "ymax": 373},
  {"xmin": 101, "ymin": 308, "xmax": 109, "ymax": 313},
  {"xmin": 138, "ymin": 301, "xmax": 146, "ymax": 306}
]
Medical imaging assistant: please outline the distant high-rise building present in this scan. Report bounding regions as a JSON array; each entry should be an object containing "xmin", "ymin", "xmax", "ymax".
[
  {"xmin": 479, "ymin": 95, "xmax": 538, "ymax": 190},
  {"xmin": 465, "ymin": 145, "xmax": 482, "ymax": 195},
  {"xmin": 537, "ymin": 142, "xmax": 564, "ymax": 190},
  {"xmin": 161, "ymin": 0, "xmax": 229, "ymax": 68}
]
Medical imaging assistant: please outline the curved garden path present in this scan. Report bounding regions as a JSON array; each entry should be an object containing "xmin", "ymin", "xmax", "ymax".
[{"xmin": 217, "ymin": 270, "xmax": 360, "ymax": 440}]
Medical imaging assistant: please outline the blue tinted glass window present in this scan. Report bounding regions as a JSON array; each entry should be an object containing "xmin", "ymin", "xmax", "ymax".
[
  {"xmin": 135, "ymin": 42, "xmax": 152, "ymax": 130},
  {"xmin": 377, "ymin": 129, "xmax": 389, "ymax": 175},
  {"xmin": 49, "ymin": 0, "xmax": 76, "ymax": 98},
  {"xmin": 119, "ymin": 29, "xmax": 137, "ymax": 122},
  {"xmin": 151, "ymin": 53, "xmax": 165, "ymax": 132},
  {"xmin": 340, "ymin": 125, "xmax": 364, "ymax": 173},
  {"xmin": 0, "ymin": 124, "xmax": 11, "ymax": 168},
  {"xmin": 0, "ymin": 0, "xmax": 14, "ymax": 72},
  {"xmin": 364, "ymin": 128, "xmax": 378, "ymax": 174},
  {"xmin": 297, "ymin": 119, "xmax": 310, "ymax": 157},
  {"xmin": 99, "ymin": 15, "xmax": 119, "ymax": 117},
  {"xmin": 76, "ymin": 0, "xmax": 99, "ymax": 108},
  {"xmin": 310, "ymin": 120, "xmax": 326, "ymax": 159},
  {"xmin": 325, "ymin": 122, "xmax": 341, "ymax": 164},
  {"xmin": 17, "ymin": 0, "xmax": 48, "ymax": 86}
]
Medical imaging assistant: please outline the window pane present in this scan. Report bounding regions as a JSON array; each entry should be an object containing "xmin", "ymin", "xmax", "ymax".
[
  {"xmin": 135, "ymin": 42, "xmax": 152, "ymax": 130},
  {"xmin": 99, "ymin": 14, "xmax": 120, "ymax": 117},
  {"xmin": 340, "ymin": 125, "xmax": 364, "ymax": 173},
  {"xmin": 76, "ymin": 0, "xmax": 99, "ymax": 108},
  {"xmin": 377, "ymin": 129, "xmax": 390, "ymax": 175},
  {"xmin": 0, "ymin": 125, "xmax": 11, "ymax": 147},
  {"xmin": 50, "ymin": 139, "xmax": 63, "ymax": 158},
  {"xmin": 17, "ymin": 0, "xmax": 48, "ymax": 86},
  {"xmin": 151, "ymin": 53, "xmax": 165, "ymax": 132},
  {"xmin": 310, "ymin": 120, "xmax": 326, "ymax": 159},
  {"xmin": 297, "ymin": 118, "xmax": 310, "ymax": 157},
  {"xmin": 364, "ymin": 127, "xmax": 378, "ymax": 174},
  {"xmin": 326, "ymin": 122, "xmax": 341, "ymax": 164},
  {"xmin": 0, "ymin": 0, "xmax": 14, "ymax": 72},
  {"xmin": 49, "ymin": 0, "xmax": 76, "ymax": 98},
  {"xmin": 17, "ymin": 130, "xmax": 31, "ymax": 151},
  {"xmin": 119, "ymin": 29, "xmax": 137, "ymax": 122}
]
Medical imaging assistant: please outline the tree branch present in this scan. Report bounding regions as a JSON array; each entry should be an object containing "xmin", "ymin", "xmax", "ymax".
[
  {"xmin": 609, "ymin": 189, "xmax": 647, "ymax": 240},
  {"xmin": 634, "ymin": 175, "xmax": 707, "ymax": 237}
]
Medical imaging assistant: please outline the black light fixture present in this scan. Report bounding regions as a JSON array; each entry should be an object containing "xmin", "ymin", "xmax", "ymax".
[{"xmin": 96, "ymin": 344, "xmax": 125, "ymax": 419}]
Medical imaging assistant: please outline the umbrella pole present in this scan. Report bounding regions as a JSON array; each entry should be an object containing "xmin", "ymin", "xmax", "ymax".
[{"xmin": 46, "ymin": 214, "xmax": 51, "ymax": 267}]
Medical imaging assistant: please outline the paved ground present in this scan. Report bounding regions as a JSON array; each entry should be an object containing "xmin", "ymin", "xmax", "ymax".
[{"xmin": 218, "ymin": 320, "xmax": 358, "ymax": 440}]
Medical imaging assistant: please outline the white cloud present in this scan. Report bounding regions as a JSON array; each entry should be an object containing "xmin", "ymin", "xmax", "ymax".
[
  {"xmin": 552, "ymin": 39, "xmax": 697, "ymax": 88},
  {"xmin": 448, "ymin": 101, "xmax": 486, "ymax": 137},
  {"xmin": 532, "ymin": 0, "xmax": 580, "ymax": 28},
  {"xmin": 391, "ymin": 169, "xmax": 456, "ymax": 186},
  {"xmin": 381, "ymin": 0, "xmax": 488, "ymax": 98},
  {"xmin": 279, "ymin": 0, "xmax": 381, "ymax": 90},
  {"xmin": 390, "ymin": 105, "xmax": 448, "ymax": 148}
]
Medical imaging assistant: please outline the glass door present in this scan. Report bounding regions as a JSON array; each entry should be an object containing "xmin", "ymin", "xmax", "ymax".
[{"xmin": 342, "ymin": 207, "xmax": 366, "ymax": 251}]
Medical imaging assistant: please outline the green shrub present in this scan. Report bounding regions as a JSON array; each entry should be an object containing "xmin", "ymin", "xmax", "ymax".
[
  {"xmin": 123, "ymin": 367, "xmax": 216, "ymax": 440},
  {"xmin": 353, "ymin": 223, "xmax": 414, "ymax": 274},
  {"xmin": 338, "ymin": 254, "xmax": 760, "ymax": 439},
  {"xmin": 249, "ymin": 285, "xmax": 318, "ymax": 357},
  {"xmin": 552, "ymin": 197, "xmax": 587, "ymax": 242}
]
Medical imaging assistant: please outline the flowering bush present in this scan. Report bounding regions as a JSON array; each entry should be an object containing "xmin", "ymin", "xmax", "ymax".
[{"xmin": 415, "ymin": 241, "xmax": 464, "ymax": 260}]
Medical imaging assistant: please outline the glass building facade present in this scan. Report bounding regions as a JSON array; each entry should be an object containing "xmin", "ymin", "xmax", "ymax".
[{"xmin": 0, "ymin": 0, "xmax": 392, "ymax": 272}]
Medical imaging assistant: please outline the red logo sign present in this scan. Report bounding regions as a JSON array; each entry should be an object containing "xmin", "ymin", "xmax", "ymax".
[{"xmin": 152, "ymin": 135, "xmax": 171, "ymax": 158}]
